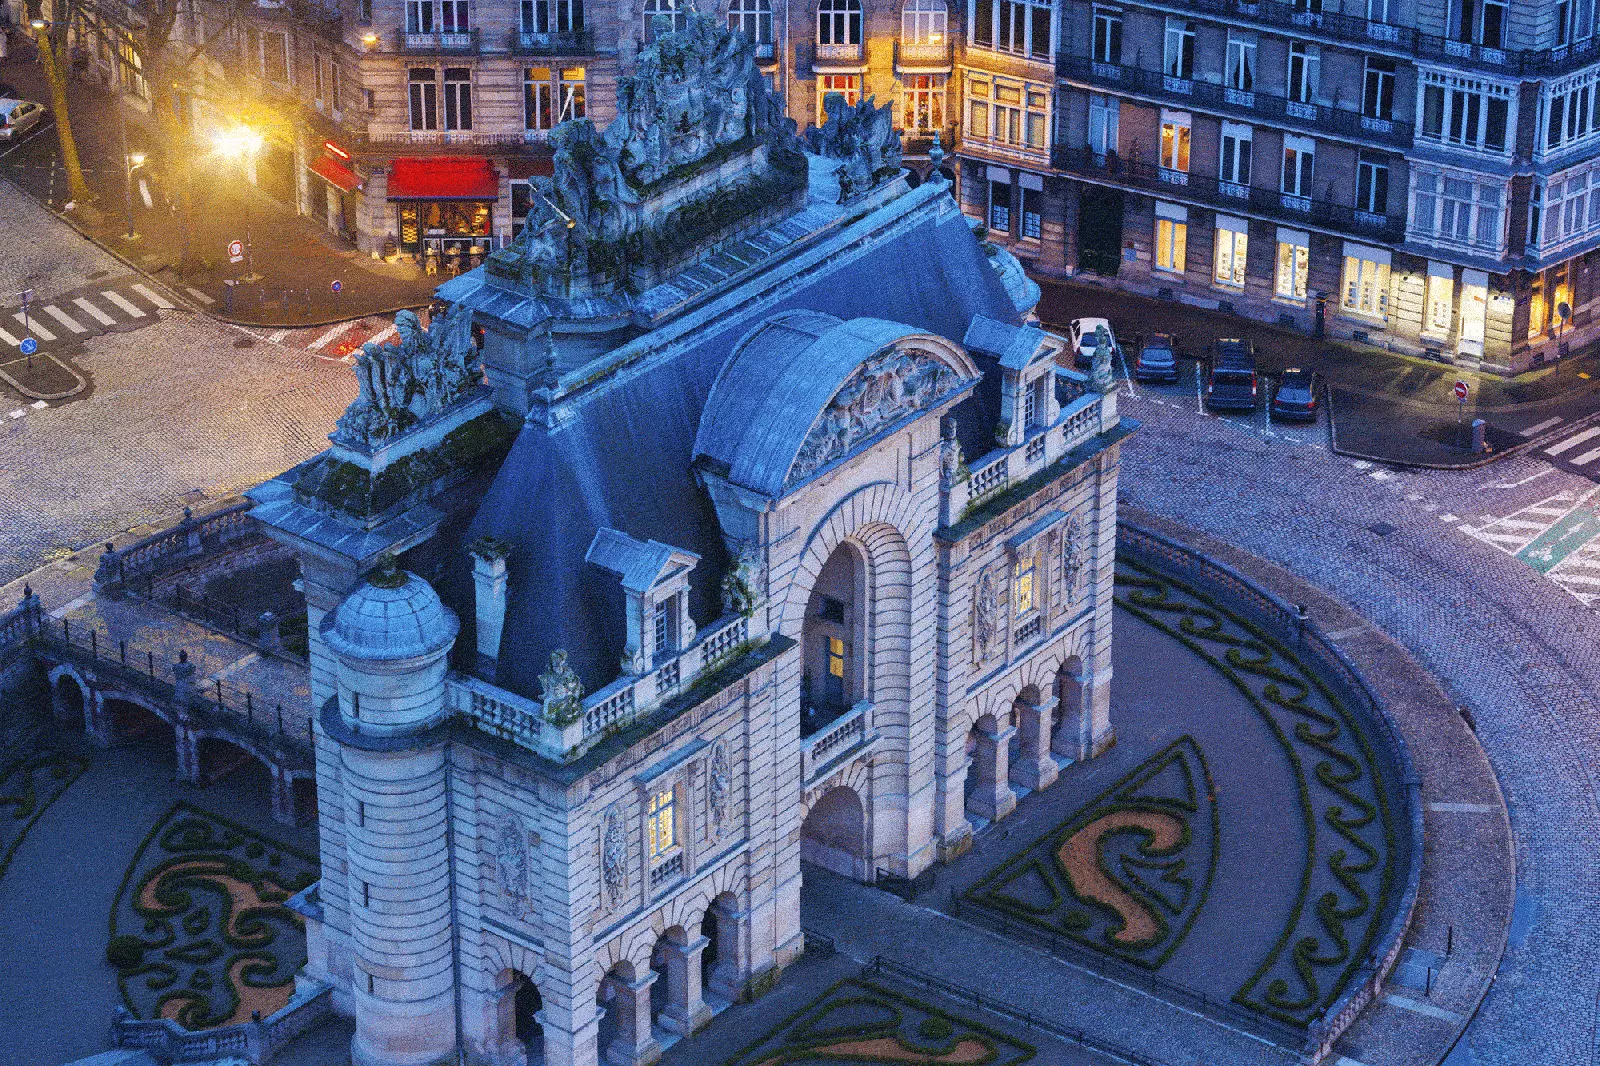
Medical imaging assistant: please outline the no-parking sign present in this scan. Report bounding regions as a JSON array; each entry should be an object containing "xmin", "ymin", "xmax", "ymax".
[{"xmin": 1454, "ymin": 380, "xmax": 1470, "ymax": 401}]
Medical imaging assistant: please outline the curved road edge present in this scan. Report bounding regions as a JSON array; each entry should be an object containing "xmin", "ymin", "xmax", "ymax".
[{"xmin": 1122, "ymin": 502, "xmax": 1514, "ymax": 1066}]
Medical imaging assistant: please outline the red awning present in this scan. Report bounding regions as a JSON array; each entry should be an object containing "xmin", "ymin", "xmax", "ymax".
[
  {"xmin": 386, "ymin": 157, "xmax": 499, "ymax": 201},
  {"xmin": 309, "ymin": 154, "xmax": 362, "ymax": 193}
]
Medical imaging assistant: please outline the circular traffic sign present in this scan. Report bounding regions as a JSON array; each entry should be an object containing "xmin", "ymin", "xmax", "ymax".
[
  {"xmin": 1454, "ymin": 380, "xmax": 1469, "ymax": 400},
  {"xmin": 227, "ymin": 239, "xmax": 243, "ymax": 258},
  {"xmin": 331, "ymin": 279, "xmax": 342, "ymax": 293},
  {"xmin": 18, "ymin": 337, "xmax": 37, "ymax": 356}
]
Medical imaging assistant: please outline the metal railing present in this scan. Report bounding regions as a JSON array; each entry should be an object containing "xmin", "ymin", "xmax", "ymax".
[
  {"xmin": 1049, "ymin": 144, "xmax": 1405, "ymax": 243},
  {"xmin": 1058, "ymin": 55, "xmax": 1414, "ymax": 149},
  {"xmin": 395, "ymin": 26, "xmax": 479, "ymax": 51},
  {"xmin": 508, "ymin": 27, "xmax": 594, "ymax": 53},
  {"xmin": 896, "ymin": 37, "xmax": 952, "ymax": 67}
]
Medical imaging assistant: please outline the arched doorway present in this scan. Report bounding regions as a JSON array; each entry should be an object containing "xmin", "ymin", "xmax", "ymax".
[
  {"xmin": 513, "ymin": 975, "xmax": 543, "ymax": 1064},
  {"xmin": 197, "ymin": 735, "xmax": 255, "ymax": 785},
  {"xmin": 964, "ymin": 712, "xmax": 1016, "ymax": 824},
  {"xmin": 50, "ymin": 674, "xmax": 86, "ymax": 730},
  {"xmin": 801, "ymin": 543, "xmax": 865, "ymax": 738},
  {"xmin": 105, "ymin": 697, "xmax": 173, "ymax": 749},
  {"xmin": 700, "ymin": 907, "xmax": 720, "ymax": 993},
  {"xmin": 799, "ymin": 786, "xmax": 866, "ymax": 880},
  {"xmin": 700, "ymin": 892, "xmax": 740, "ymax": 1001},
  {"xmin": 648, "ymin": 926, "xmax": 710, "ymax": 1037}
]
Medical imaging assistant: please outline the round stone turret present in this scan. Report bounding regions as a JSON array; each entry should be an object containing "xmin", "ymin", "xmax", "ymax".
[{"xmin": 323, "ymin": 559, "xmax": 459, "ymax": 737}]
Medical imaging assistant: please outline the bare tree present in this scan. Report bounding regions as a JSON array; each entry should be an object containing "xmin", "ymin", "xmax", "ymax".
[{"xmin": 22, "ymin": 0, "xmax": 93, "ymax": 205}]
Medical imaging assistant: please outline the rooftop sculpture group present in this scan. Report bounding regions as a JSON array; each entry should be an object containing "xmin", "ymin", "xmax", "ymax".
[
  {"xmin": 807, "ymin": 93, "xmax": 903, "ymax": 203},
  {"xmin": 331, "ymin": 305, "xmax": 483, "ymax": 451}
]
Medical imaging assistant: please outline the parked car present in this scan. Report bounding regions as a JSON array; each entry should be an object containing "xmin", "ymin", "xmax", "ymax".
[
  {"xmin": 1133, "ymin": 333, "xmax": 1180, "ymax": 383},
  {"xmin": 1205, "ymin": 339, "xmax": 1259, "ymax": 412},
  {"xmin": 0, "ymin": 98, "xmax": 45, "ymax": 140},
  {"xmin": 1069, "ymin": 317, "xmax": 1120, "ymax": 369},
  {"xmin": 1271, "ymin": 366, "xmax": 1322, "ymax": 421}
]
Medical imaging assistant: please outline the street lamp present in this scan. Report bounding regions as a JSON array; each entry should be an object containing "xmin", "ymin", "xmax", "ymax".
[{"xmin": 214, "ymin": 127, "xmax": 264, "ymax": 281}]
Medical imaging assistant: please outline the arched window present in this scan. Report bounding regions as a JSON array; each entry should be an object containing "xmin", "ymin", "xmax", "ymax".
[
  {"xmin": 902, "ymin": 0, "xmax": 946, "ymax": 44},
  {"xmin": 643, "ymin": 0, "xmax": 686, "ymax": 41},
  {"xmin": 817, "ymin": 0, "xmax": 862, "ymax": 45},
  {"xmin": 728, "ymin": 0, "xmax": 774, "ymax": 46}
]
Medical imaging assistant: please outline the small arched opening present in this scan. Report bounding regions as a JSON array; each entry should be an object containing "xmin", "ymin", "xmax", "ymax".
[
  {"xmin": 801, "ymin": 542, "xmax": 866, "ymax": 738},
  {"xmin": 512, "ymin": 973, "xmax": 544, "ymax": 1064},
  {"xmin": 50, "ymin": 674, "xmax": 86, "ymax": 731},
  {"xmin": 105, "ymin": 697, "xmax": 173, "ymax": 751},
  {"xmin": 700, "ymin": 891, "xmax": 741, "ymax": 1002},
  {"xmin": 800, "ymin": 785, "xmax": 866, "ymax": 880},
  {"xmin": 197, "ymin": 735, "xmax": 256, "ymax": 786}
]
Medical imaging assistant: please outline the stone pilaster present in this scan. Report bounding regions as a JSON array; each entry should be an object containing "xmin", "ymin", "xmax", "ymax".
[
  {"xmin": 967, "ymin": 723, "xmax": 1016, "ymax": 822},
  {"xmin": 604, "ymin": 972, "xmax": 660, "ymax": 1066},
  {"xmin": 658, "ymin": 935, "xmax": 712, "ymax": 1037},
  {"xmin": 1010, "ymin": 694, "xmax": 1058, "ymax": 791}
]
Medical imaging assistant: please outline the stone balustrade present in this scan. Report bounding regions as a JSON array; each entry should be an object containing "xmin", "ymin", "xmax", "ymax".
[
  {"xmin": 450, "ymin": 613, "xmax": 752, "ymax": 763},
  {"xmin": 949, "ymin": 387, "xmax": 1111, "ymax": 523},
  {"xmin": 800, "ymin": 700, "xmax": 872, "ymax": 783},
  {"xmin": 111, "ymin": 982, "xmax": 334, "ymax": 1064}
]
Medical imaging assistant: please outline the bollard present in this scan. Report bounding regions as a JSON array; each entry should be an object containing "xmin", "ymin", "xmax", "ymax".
[{"xmin": 1471, "ymin": 418, "xmax": 1487, "ymax": 454}]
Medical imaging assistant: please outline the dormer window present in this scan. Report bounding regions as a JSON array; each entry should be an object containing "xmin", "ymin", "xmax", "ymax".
[{"xmin": 586, "ymin": 528, "xmax": 700, "ymax": 677}]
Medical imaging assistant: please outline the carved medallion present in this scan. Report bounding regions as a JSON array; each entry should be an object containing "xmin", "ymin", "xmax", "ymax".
[
  {"xmin": 974, "ymin": 567, "xmax": 1002, "ymax": 662},
  {"xmin": 494, "ymin": 817, "xmax": 536, "ymax": 915},
  {"xmin": 601, "ymin": 807, "xmax": 628, "ymax": 905},
  {"xmin": 788, "ymin": 348, "xmax": 964, "ymax": 487},
  {"xmin": 1062, "ymin": 517, "xmax": 1085, "ymax": 599},
  {"xmin": 708, "ymin": 743, "xmax": 731, "ymax": 834}
]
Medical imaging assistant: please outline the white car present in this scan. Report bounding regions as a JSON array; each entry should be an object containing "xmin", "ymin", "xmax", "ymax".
[
  {"xmin": 0, "ymin": 99, "xmax": 46, "ymax": 140},
  {"xmin": 1069, "ymin": 317, "xmax": 1120, "ymax": 369}
]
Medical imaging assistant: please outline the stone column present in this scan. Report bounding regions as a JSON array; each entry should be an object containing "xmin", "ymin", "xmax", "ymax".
[
  {"xmin": 1010, "ymin": 694, "xmax": 1059, "ymax": 791},
  {"xmin": 658, "ymin": 935, "xmax": 712, "ymax": 1037},
  {"xmin": 1052, "ymin": 668, "xmax": 1087, "ymax": 760},
  {"xmin": 604, "ymin": 972, "xmax": 661, "ymax": 1066},
  {"xmin": 967, "ymin": 723, "xmax": 1016, "ymax": 822},
  {"xmin": 49, "ymin": 679, "xmax": 76, "ymax": 726},
  {"xmin": 175, "ymin": 722, "xmax": 202, "ymax": 784},
  {"xmin": 86, "ymin": 691, "xmax": 113, "ymax": 748},
  {"xmin": 543, "ymin": 1008, "xmax": 600, "ymax": 1066},
  {"xmin": 270, "ymin": 765, "xmax": 296, "ymax": 825}
]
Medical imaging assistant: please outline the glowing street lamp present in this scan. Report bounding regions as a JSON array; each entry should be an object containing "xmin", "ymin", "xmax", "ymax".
[{"xmin": 215, "ymin": 127, "xmax": 264, "ymax": 280}]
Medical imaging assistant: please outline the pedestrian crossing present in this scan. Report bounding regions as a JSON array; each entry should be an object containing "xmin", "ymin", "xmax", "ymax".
[
  {"xmin": 0, "ymin": 279, "xmax": 169, "ymax": 353},
  {"xmin": 1468, "ymin": 487, "xmax": 1600, "ymax": 606},
  {"xmin": 1536, "ymin": 421, "xmax": 1600, "ymax": 480}
]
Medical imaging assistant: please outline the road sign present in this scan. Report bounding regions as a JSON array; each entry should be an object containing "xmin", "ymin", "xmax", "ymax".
[
  {"xmin": 18, "ymin": 289, "xmax": 32, "ymax": 306},
  {"xmin": 227, "ymin": 239, "xmax": 244, "ymax": 264},
  {"xmin": 1454, "ymin": 380, "xmax": 1470, "ymax": 400},
  {"xmin": 18, "ymin": 337, "xmax": 37, "ymax": 356},
  {"xmin": 330, "ymin": 279, "xmax": 342, "ymax": 294}
]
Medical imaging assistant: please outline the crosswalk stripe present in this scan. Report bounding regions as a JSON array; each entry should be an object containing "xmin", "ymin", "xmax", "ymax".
[
  {"xmin": 72, "ymin": 297, "xmax": 116, "ymax": 326},
  {"xmin": 306, "ymin": 323, "xmax": 351, "ymax": 351},
  {"xmin": 1546, "ymin": 428, "xmax": 1600, "ymax": 455},
  {"xmin": 100, "ymin": 291, "xmax": 145, "ymax": 317},
  {"xmin": 1554, "ymin": 555, "xmax": 1600, "ymax": 571},
  {"xmin": 268, "ymin": 329, "xmax": 289, "ymax": 343},
  {"xmin": 0, "ymin": 327, "xmax": 19, "ymax": 347},
  {"xmin": 42, "ymin": 305, "xmax": 86, "ymax": 333},
  {"xmin": 1521, "ymin": 416, "xmax": 1566, "ymax": 436},
  {"xmin": 1489, "ymin": 518, "xmax": 1551, "ymax": 531},
  {"xmin": 130, "ymin": 283, "xmax": 174, "ymax": 310},
  {"xmin": 14, "ymin": 313, "xmax": 55, "ymax": 341},
  {"xmin": 1525, "ymin": 506, "xmax": 1574, "ymax": 517},
  {"xmin": 1552, "ymin": 572, "xmax": 1600, "ymax": 586},
  {"xmin": 366, "ymin": 324, "xmax": 398, "ymax": 347},
  {"xmin": 1572, "ymin": 447, "xmax": 1600, "ymax": 466},
  {"xmin": 183, "ymin": 286, "xmax": 216, "ymax": 306},
  {"xmin": 1477, "ymin": 532, "xmax": 1533, "ymax": 546}
]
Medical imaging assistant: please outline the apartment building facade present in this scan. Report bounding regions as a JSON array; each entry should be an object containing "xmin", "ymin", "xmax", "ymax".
[{"xmin": 957, "ymin": 0, "xmax": 1600, "ymax": 373}]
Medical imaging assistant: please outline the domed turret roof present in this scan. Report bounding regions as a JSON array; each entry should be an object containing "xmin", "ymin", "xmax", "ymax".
[{"xmin": 324, "ymin": 565, "xmax": 460, "ymax": 661}]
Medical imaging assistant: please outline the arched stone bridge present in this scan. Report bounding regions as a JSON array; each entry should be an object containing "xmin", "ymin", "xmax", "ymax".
[{"xmin": 6, "ymin": 591, "xmax": 316, "ymax": 825}]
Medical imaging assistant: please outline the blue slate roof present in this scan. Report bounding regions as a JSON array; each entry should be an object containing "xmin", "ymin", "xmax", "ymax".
[{"xmin": 465, "ymin": 195, "xmax": 1020, "ymax": 698}]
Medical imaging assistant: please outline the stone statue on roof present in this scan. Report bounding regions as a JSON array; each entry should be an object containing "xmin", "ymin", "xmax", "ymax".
[
  {"xmin": 332, "ymin": 305, "xmax": 484, "ymax": 450},
  {"xmin": 807, "ymin": 93, "xmax": 902, "ymax": 203}
]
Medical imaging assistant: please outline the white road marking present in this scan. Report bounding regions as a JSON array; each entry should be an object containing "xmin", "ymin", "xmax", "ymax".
[
  {"xmin": 7, "ymin": 409, "xmax": 22, "ymax": 419},
  {"xmin": 1475, "ymin": 531, "xmax": 1533, "ymax": 545},
  {"xmin": 30, "ymin": 400, "xmax": 46, "ymax": 409},
  {"xmin": 72, "ymin": 297, "xmax": 117, "ymax": 326},
  {"xmin": 0, "ymin": 327, "xmax": 19, "ymax": 347},
  {"xmin": 42, "ymin": 305, "xmax": 86, "ymax": 333},
  {"xmin": 1546, "ymin": 427, "xmax": 1600, "ymax": 455},
  {"xmin": 207, "ymin": 652, "xmax": 261, "ymax": 682},
  {"xmin": 364, "ymin": 324, "xmax": 398, "ymax": 347},
  {"xmin": 47, "ymin": 591, "xmax": 95, "ymax": 619},
  {"xmin": 1439, "ymin": 513, "xmax": 1459, "ymax": 522},
  {"xmin": 1382, "ymin": 994, "xmax": 1463, "ymax": 1024},
  {"xmin": 0, "ymin": 119, "xmax": 56, "ymax": 159},
  {"xmin": 14, "ymin": 313, "xmax": 55, "ymax": 341},
  {"xmin": 268, "ymin": 329, "xmax": 290, "ymax": 343},
  {"xmin": 130, "ymin": 283, "xmax": 175, "ymax": 309},
  {"xmin": 1521, "ymin": 416, "xmax": 1566, "ymax": 436},
  {"xmin": 100, "ymin": 291, "xmax": 146, "ymax": 317},
  {"xmin": 1549, "ymin": 571, "xmax": 1600, "ymax": 586},
  {"xmin": 1352, "ymin": 460, "xmax": 1373, "ymax": 470},
  {"xmin": 1494, "ymin": 518, "xmax": 1557, "ymax": 531},
  {"xmin": 1428, "ymin": 801, "xmax": 1498, "ymax": 813},
  {"xmin": 1571, "ymin": 447, "xmax": 1600, "ymax": 465},
  {"xmin": 184, "ymin": 286, "xmax": 216, "ymax": 305},
  {"xmin": 1370, "ymin": 470, "xmax": 1394, "ymax": 481},
  {"xmin": 1492, "ymin": 469, "xmax": 1554, "ymax": 490},
  {"xmin": 306, "ymin": 323, "xmax": 351, "ymax": 351}
]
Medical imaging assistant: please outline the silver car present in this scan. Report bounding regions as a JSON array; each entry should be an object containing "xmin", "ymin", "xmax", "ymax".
[{"xmin": 0, "ymin": 99, "xmax": 46, "ymax": 140}]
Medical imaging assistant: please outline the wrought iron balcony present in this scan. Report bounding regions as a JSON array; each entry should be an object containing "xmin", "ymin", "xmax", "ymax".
[
  {"xmin": 508, "ymin": 27, "xmax": 594, "ymax": 54},
  {"xmin": 815, "ymin": 40, "xmax": 865, "ymax": 64},
  {"xmin": 1058, "ymin": 55, "xmax": 1412, "ymax": 150},
  {"xmin": 1049, "ymin": 144, "xmax": 1405, "ymax": 243},
  {"xmin": 896, "ymin": 37, "xmax": 952, "ymax": 68},
  {"xmin": 1121, "ymin": 0, "xmax": 1600, "ymax": 77},
  {"xmin": 395, "ymin": 27, "xmax": 479, "ymax": 52}
]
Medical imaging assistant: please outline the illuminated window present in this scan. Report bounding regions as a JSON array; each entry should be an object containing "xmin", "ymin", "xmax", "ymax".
[
  {"xmin": 1214, "ymin": 221, "xmax": 1247, "ymax": 288},
  {"xmin": 1160, "ymin": 110, "xmax": 1190, "ymax": 177},
  {"xmin": 1155, "ymin": 205, "xmax": 1187, "ymax": 273},
  {"xmin": 647, "ymin": 788, "xmax": 676, "ymax": 858},
  {"xmin": 1275, "ymin": 231, "xmax": 1308, "ymax": 300},
  {"xmin": 1014, "ymin": 556, "xmax": 1036, "ymax": 617},
  {"xmin": 903, "ymin": 0, "xmax": 947, "ymax": 44},
  {"xmin": 901, "ymin": 74, "xmax": 945, "ymax": 132},
  {"xmin": 828, "ymin": 637, "xmax": 845, "ymax": 678},
  {"xmin": 1341, "ymin": 247, "xmax": 1390, "ymax": 317}
]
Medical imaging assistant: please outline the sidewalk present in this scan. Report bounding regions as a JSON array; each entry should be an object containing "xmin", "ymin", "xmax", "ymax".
[
  {"xmin": 1035, "ymin": 275, "xmax": 1600, "ymax": 468},
  {"xmin": 0, "ymin": 49, "xmax": 436, "ymax": 327}
]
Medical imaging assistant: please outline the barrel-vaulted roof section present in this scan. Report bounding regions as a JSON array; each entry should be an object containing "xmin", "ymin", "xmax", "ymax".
[{"xmin": 695, "ymin": 315, "xmax": 979, "ymax": 497}]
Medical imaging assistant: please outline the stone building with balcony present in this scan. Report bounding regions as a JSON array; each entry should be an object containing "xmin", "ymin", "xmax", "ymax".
[
  {"xmin": 246, "ymin": 20, "xmax": 1126, "ymax": 1066},
  {"xmin": 959, "ymin": 0, "xmax": 1600, "ymax": 373}
]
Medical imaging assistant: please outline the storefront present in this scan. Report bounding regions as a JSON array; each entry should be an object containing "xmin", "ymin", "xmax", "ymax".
[
  {"xmin": 308, "ymin": 141, "xmax": 362, "ymax": 242},
  {"xmin": 387, "ymin": 157, "xmax": 499, "ymax": 270}
]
